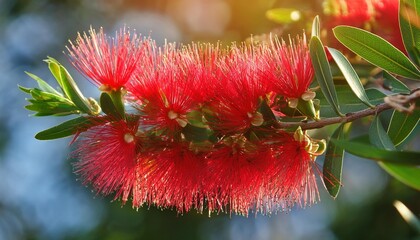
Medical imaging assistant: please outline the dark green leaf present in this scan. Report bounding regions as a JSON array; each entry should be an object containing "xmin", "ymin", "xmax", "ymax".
[
  {"xmin": 387, "ymin": 110, "xmax": 420, "ymax": 146},
  {"xmin": 100, "ymin": 92, "xmax": 122, "ymax": 119},
  {"xmin": 382, "ymin": 71, "xmax": 411, "ymax": 94},
  {"xmin": 323, "ymin": 123, "xmax": 349, "ymax": 198},
  {"xmin": 258, "ymin": 99, "xmax": 277, "ymax": 123},
  {"xmin": 35, "ymin": 117, "xmax": 98, "ymax": 140},
  {"xmin": 332, "ymin": 139, "xmax": 420, "ymax": 165},
  {"xmin": 369, "ymin": 115, "xmax": 396, "ymax": 150},
  {"xmin": 369, "ymin": 116, "xmax": 420, "ymax": 191},
  {"xmin": 318, "ymin": 86, "xmax": 385, "ymax": 117},
  {"xmin": 309, "ymin": 36, "xmax": 343, "ymax": 116},
  {"xmin": 327, "ymin": 47, "xmax": 374, "ymax": 108},
  {"xmin": 182, "ymin": 124, "xmax": 211, "ymax": 142},
  {"xmin": 399, "ymin": 0, "xmax": 420, "ymax": 65},
  {"xmin": 266, "ymin": 8, "xmax": 301, "ymax": 24},
  {"xmin": 311, "ymin": 15, "xmax": 320, "ymax": 38},
  {"xmin": 187, "ymin": 110, "xmax": 207, "ymax": 128},
  {"xmin": 333, "ymin": 26, "xmax": 420, "ymax": 79}
]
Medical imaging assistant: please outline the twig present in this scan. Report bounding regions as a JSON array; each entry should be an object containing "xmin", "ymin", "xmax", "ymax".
[{"xmin": 278, "ymin": 88, "xmax": 420, "ymax": 130}]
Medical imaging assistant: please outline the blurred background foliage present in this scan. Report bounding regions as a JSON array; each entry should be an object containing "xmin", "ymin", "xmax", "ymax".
[{"xmin": 0, "ymin": 0, "xmax": 419, "ymax": 239}]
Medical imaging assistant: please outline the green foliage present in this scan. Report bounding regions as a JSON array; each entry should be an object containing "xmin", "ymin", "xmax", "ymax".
[
  {"xmin": 382, "ymin": 71, "xmax": 411, "ymax": 94},
  {"xmin": 327, "ymin": 47, "xmax": 374, "ymax": 108},
  {"xmin": 387, "ymin": 110, "xmax": 420, "ymax": 147},
  {"xmin": 309, "ymin": 36, "xmax": 344, "ymax": 116},
  {"xmin": 323, "ymin": 123, "xmax": 349, "ymax": 198},
  {"xmin": 399, "ymin": 0, "xmax": 420, "ymax": 65},
  {"xmin": 35, "ymin": 116, "xmax": 99, "ymax": 140},
  {"xmin": 331, "ymin": 139, "xmax": 420, "ymax": 165},
  {"xmin": 100, "ymin": 92, "xmax": 123, "ymax": 120},
  {"xmin": 45, "ymin": 57, "xmax": 98, "ymax": 114},
  {"xmin": 368, "ymin": 114, "xmax": 420, "ymax": 191},
  {"xmin": 333, "ymin": 26, "xmax": 420, "ymax": 79},
  {"xmin": 318, "ymin": 86, "xmax": 385, "ymax": 117}
]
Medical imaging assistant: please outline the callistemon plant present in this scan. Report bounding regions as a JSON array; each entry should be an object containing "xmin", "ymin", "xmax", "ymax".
[{"xmin": 20, "ymin": 12, "xmax": 420, "ymax": 216}]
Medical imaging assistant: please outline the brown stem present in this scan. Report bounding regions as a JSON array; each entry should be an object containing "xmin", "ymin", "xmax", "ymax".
[{"xmin": 277, "ymin": 88, "xmax": 420, "ymax": 130}]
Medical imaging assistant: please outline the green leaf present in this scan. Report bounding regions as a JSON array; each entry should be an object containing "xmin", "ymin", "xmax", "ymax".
[
  {"xmin": 311, "ymin": 15, "xmax": 320, "ymax": 38},
  {"xmin": 328, "ymin": 47, "xmax": 374, "ymax": 108},
  {"xmin": 323, "ymin": 123, "xmax": 349, "ymax": 198},
  {"xmin": 187, "ymin": 110, "xmax": 207, "ymax": 128},
  {"xmin": 333, "ymin": 26, "xmax": 420, "ymax": 79},
  {"xmin": 35, "ymin": 117, "xmax": 98, "ymax": 140},
  {"xmin": 309, "ymin": 36, "xmax": 343, "ymax": 116},
  {"xmin": 387, "ymin": 109, "xmax": 420, "ymax": 146},
  {"xmin": 369, "ymin": 115, "xmax": 396, "ymax": 150},
  {"xmin": 399, "ymin": 0, "xmax": 420, "ymax": 65},
  {"xmin": 332, "ymin": 139, "xmax": 420, "ymax": 165},
  {"xmin": 45, "ymin": 57, "xmax": 95, "ymax": 115},
  {"xmin": 25, "ymin": 71, "xmax": 62, "ymax": 96},
  {"xmin": 381, "ymin": 164, "xmax": 420, "ymax": 190},
  {"xmin": 100, "ymin": 92, "xmax": 123, "ymax": 119},
  {"xmin": 368, "ymin": 115, "xmax": 420, "ymax": 190},
  {"xmin": 182, "ymin": 124, "xmax": 211, "ymax": 142},
  {"xmin": 382, "ymin": 71, "xmax": 411, "ymax": 94},
  {"xmin": 266, "ymin": 8, "xmax": 301, "ymax": 24},
  {"xmin": 258, "ymin": 98, "xmax": 277, "ymax": 124},
  {"xmin": 318, "ymin": 86, "xmax": 385, "ymax": 117}
]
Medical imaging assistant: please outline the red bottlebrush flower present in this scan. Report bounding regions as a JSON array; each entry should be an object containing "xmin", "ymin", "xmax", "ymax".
[
  {"xmin": 260, "ymin": 35, "xmax": 314, "ymax": 99},
  {"xmin": 205, "ymin": 132, "xmax": 318, "ymax": 215},
  {"xmin": 268, "ymin": 134, "xmax": 319, "ymax": 209},
  {"xmin": 324, "ymin": 0, "xmax": 405, "ymax": 53},
  {"xmin": 207, "ymin": 45, "xmax": 269, "ymax": 134},
  {"xmin": 373, "ymin": 0, "xmax": 405, "ymax": 52},
  {"xmin": 139, "ymin": 144, "xmax": 207, "ymax": 213},
  {"xmin": 128, "ymin": 42, "xmax": 207, "ymax": 135},
  {"xmin": 73, "ymin": 120, "xmax": 143, "ymax": 205},
  {"xmin": 67, "ymin": 27, "xmax": 144, "ymax": 90}
]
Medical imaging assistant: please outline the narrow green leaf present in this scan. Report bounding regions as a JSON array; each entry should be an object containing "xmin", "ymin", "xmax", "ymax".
[
  {"xmin": 399, "ymin": 0, "xmax": 420, "ymax": 65},
  {"xmin": 25, "ymin": 71, "xmax": 62, "ymax": 96},
  {"xmin": 328, "ymin": 47, "xmax": 374, "ymax": 108},
  {"xmin": 258, "ymin": 99, "xmax": 277, "ymax": 123},
  {"xmin": 368, "ymin": 116, "xmax": 420, "ymax": 191},
  {"xmin": 381, "ymin": 164, "xmax": 420, "ymax": 190},
  {"xmin": 45, "ymin": 57, "xmax": 94, "ymax": 115},
  {"xmin": 266, "ymin": 8, "xmax": 301, "ymax": 24},
  {"xmin": 332, "ymin": 139, "xmax": 420, "ymax": 165},
  {"xmin": 323, "ymin": 123, "xmax": 349, "ymax": 198},
  {"xmin": 369, "ymin": 115, "xmax": 396, "ymax": 150},
  {"xmin": 387, "ymin": 110, "xmax": 420, "ymax": 146},
  {"xmin": 35, "ymin": 117, "xmax": 98, "ymax": 140},
  {"xmin": 333, "ymin": 26, "xmax": 420, "ymax": 79},
  {"xmin": 311, "ymin": 15, "xmax": 320, "ymax": 38},
  {"xmin": 182, "ymin": 124, "xmax": 210, "ymax": 142},
  {"xmin": 318, "ymin": 86, "xmax": 385, "ymax": 117},
  {"xmin": 18, "ymin": 85, "xmax": 32, "ymax": 94},
  {"xmin": 309, "ymin": 36, "xmax": 343, "ymax": 116},
  {"xmin": 108, "ymin": 90, "xmax": 125, "ymax": 120},
  {"xmin": 382, "ymin": 71, "xmax": 411, "ymax": 94},
  {"xmin": 100, "ymin": 92, "xmax": 122, "ymax": 120}
]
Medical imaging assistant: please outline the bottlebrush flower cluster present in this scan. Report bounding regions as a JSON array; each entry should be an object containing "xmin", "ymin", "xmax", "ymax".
[
  {"xmin": 67, "ymin": 27, "xmax": 323, "ymax": 216},
  {"xmin": 324, "ymin": 0, "xmax": 404, "ymax": 52}
]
